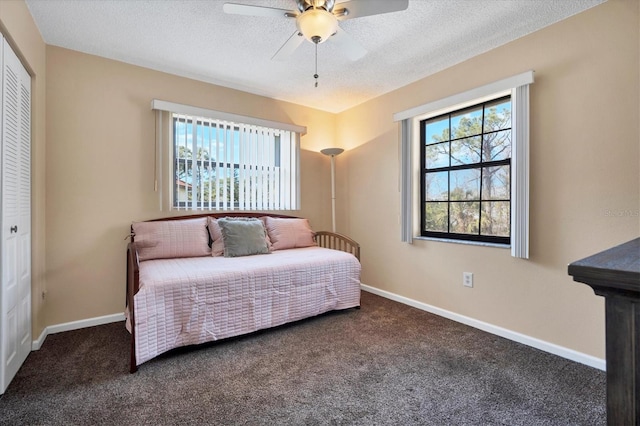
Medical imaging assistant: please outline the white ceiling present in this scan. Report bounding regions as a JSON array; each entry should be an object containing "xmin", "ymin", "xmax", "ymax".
[{"xmin": 25, "ymin": 0, "xmax": 604, "ymax": 113}]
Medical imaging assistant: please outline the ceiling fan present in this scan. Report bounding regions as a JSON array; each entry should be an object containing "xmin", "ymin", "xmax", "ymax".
[{"xmin": 222, "ymin": 0, "xmax": 409, "ymax": 62}]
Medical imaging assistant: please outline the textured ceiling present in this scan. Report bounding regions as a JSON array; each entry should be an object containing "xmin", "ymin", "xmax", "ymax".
[{"xmin": 25, "ymin": 0, "xmax": 604, "ymax": 113}]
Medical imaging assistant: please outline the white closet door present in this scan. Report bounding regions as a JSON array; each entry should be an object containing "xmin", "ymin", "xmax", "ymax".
[{"xmin": 1, "ymin": 37, "xmax": 31, "ymax": 394}]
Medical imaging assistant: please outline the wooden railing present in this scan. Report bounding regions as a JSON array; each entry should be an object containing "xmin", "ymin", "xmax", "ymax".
[{"xmin": 314, "ymin": 231, "xmax": 360, "ymax": 261}]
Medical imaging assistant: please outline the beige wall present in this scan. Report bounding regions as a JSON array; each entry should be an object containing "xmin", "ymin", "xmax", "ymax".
[
  {"xmin": 335, "ymin": 0, "xmax": 639, "ymax": 359},
  {"xmin": 45, "ymin": 46, "xmax": 335, "ymax": 325},
  {"xmin": 0, "ymin": 0, "xmax": 47, "ymax": 338}
]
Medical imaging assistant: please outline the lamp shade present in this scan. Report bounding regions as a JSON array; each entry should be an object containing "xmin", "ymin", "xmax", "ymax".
[
  {"xmin": 321, "ymin": 148, "xmax": 344, "ymax": 156},
  {"xmin": 296, "ymin": 9, "xmax": 338, "ymax": 43}
]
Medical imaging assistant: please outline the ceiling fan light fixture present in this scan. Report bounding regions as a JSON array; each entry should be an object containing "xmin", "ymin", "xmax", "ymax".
[{"xmin": 296, "ymin": 9, "xmax": 338, "ymax": 44}]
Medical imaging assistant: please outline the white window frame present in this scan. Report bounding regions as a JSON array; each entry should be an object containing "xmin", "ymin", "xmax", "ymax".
[
  {"xmin": 394, "ymin": 71, "xmax": 533, "ymax": 259},
  {"xmin": 151, "ymin": 100, "xmax": 306, "ymax": 212}
]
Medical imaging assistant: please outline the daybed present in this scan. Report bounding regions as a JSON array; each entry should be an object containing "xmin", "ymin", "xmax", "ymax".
[{"xmin": 125, "ymin": 213, "xmax": 361, "ymax": 372}]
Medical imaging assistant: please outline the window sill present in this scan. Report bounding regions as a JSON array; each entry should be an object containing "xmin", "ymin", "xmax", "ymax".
[{"xmin": 413, "ymin": 236, "xmax": 510, "ymax": 249}]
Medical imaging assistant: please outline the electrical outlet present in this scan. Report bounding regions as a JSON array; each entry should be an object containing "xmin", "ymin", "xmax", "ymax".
[{"xmin": 463, "ymin": 272, "xmax": 473, "ymax": 288}]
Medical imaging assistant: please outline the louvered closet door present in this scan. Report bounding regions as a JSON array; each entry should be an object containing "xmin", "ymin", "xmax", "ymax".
[{"xmin": 1, "ymin": 37, "xmax": 31, "ymax": 394}]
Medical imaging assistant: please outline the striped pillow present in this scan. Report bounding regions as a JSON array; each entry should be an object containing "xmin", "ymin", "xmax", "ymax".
[
  {"xmin": 207, "ymin": 217, "xmax": 225, "ymax": 257},
  {"xmin": 132, "ymin": 217, "xmax": 211, "ymax": 261},
  {"xmin": 264, "ymin": 217, "xmax": 316, "ymax": 251}
]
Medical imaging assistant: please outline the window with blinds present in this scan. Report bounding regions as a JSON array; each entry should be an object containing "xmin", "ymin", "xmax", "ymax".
[{"xmin": 172, "ymin": 113, "xmax": 299, "ymax": 211}]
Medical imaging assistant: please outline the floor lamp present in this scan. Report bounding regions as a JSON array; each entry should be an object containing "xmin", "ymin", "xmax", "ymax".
[{"xmin": 320, "ymin": 148, "xmax": 344, "ymax": 233}]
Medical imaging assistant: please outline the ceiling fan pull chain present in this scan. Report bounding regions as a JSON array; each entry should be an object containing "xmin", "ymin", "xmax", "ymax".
[{"xmin": 314, "ymin": 42, "xmax": 319, "ymax": 88}]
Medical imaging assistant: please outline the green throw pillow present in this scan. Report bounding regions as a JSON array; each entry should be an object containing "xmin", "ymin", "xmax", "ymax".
[{"xmin": 217, "ymin": 218, "xmax": 270, "ymax": 257}]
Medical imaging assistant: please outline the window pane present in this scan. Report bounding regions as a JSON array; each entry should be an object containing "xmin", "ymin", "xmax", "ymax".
[
  {"xmin": 425, "ymin": 142, "xmax": 449, "ymax": 169},
  {"xmin": 175, "ymin": 144, "xmax": 192, "ymax": 190},
  {"xmin": 450, "ymin": 168, "xmax": 480, "ymax": 200},
  {"xmin": 484, "ymin": 99, "xmax": 511, "ymax": 132},
  {"xmin": 209, "ymin": 170, "xmax": 238, "ymax": 203},
  {"xmin": 481, "ymin": 201, "xmax": 510, "ymax": 237},
  {"xmin": 175, "ymin": 161, "xmax": 191, "ymax": 203},
  {"xmin": 425, "ymin": 202, "xmax": 448, "ymax": 232},
  {"xmin": 451, "ymin": 107, "xmax": 482, "ymax": 139},
  {"xmin": 425, "ymin": 171, "xmax": 448, "ymax": 201},
  {"xmin": 425, "ymin": 118, "xmax": 449, "ymax": 145},
  {"xmin": 450, "ymin": 202, "xmax": 479, "ymax": 235},
  {"xmin": 482, "ymin": 129, "xmax": 511, "ymax": 162},
  {"xmin": 481, "ymin": 165, "xmax": 510, "ymax": 200},
  {"xmin": 418, "ymin": 95, "xmax": 512, "ymax": 243},
  {"xmin": 451, "ymin": 136, "xmax": 481, "ymax": 166}
]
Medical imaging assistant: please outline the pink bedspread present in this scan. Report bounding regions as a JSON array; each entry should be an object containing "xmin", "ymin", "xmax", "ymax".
[{"xmin": 129, "ymin": 247, "xmax": 361, "ymax": 366}]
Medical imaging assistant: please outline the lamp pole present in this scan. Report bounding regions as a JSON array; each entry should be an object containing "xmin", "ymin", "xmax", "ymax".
[{"xmin": 320, "ymin": 148, "xmax": 344, "ymax": 233}]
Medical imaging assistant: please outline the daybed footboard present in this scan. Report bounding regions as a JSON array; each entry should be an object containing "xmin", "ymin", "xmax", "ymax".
[{"xmin": 314, "ymin": 231, "xmax": 360, "ymax": 261}]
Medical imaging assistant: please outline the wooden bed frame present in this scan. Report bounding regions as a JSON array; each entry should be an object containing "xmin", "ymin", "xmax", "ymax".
[{"xmin": 126, "ymin": 212, "xmax": 360, "ymax": 373}]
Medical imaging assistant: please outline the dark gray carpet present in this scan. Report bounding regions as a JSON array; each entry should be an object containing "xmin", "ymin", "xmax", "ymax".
[{"xmin": 0, "ymin": 291, "xmax": 605, "ymax": 425}]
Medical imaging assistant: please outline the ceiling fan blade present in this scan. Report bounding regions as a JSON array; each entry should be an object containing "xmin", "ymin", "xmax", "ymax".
[
  {"xmin": 223, "ymin": 2, "xmax": 294, "ymax": 19},
  {"xmin": 272, "ymin": 30, "xmax": 305, "ymax": 61},
  {"xmin": 331, "ymin": 26, "xmax": 367, "ymax": 61},
  {"xmin": 335, "ymin": 0, "xmax": 409, "ymax": 20}
]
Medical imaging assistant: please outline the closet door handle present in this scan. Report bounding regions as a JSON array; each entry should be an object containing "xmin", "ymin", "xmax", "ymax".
[{"xmin": 10, "ymin": 225, "xmax": 17, "ymax": 233}]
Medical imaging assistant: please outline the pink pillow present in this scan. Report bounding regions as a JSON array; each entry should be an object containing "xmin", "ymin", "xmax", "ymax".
[
  {"xmin": 263, "ymin": 217, "xmax": 316, "ymax": 251},
  {"xmin": 207, "ymin": 217, "xmax": 225, "ymax": 257},
  {"xmin": 132, "ymin": 217, "xmax": 211, "ymax": 261},
  {"xmin": 259, "ymin": 217, "xmax": 275, "ymax": 251}
]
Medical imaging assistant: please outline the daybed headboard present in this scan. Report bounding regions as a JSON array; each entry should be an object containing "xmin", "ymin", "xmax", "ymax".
[
  {"xmin": 130, "ymin": 213, "xmax": 360, "ymax": 260},
  {"xmin": 141, "ymin": 212, "xmax": 299, "ymax": 222}
]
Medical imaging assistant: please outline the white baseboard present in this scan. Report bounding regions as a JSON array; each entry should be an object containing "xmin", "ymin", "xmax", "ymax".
[
  {"xmin": 32, "ymin": 327, "xmax": 48, "ymax": 351},
  {"xmin": 30, "ymin": 289, "xmax": 607, "ymax": 372},
  {"xmin": 31, "ymin": 312, "xmax": 125, "ymax": 351},
  {"xmin": 360, "ymin": 284, "xmax": 606, "ymax": 371}
]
